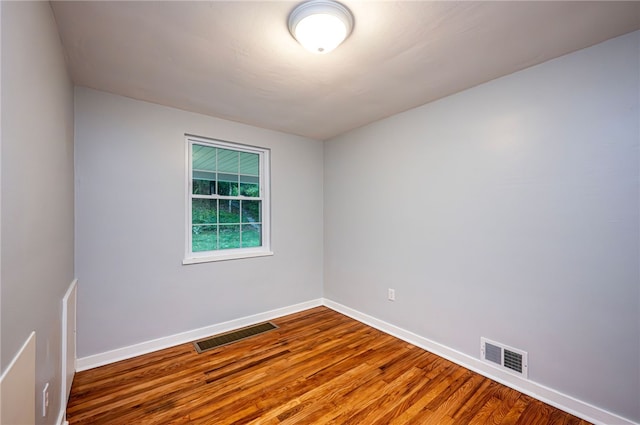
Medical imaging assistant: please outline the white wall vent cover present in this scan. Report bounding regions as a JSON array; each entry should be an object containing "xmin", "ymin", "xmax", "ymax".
[{"xmin": 481, "ymin": 337, "xmax": 528, "ymax": 379}]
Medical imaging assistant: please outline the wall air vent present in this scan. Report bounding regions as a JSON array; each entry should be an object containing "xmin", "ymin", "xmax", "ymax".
[{"xmin": 480, "ymin": 337, "xmax": 528, "ymax": 379}]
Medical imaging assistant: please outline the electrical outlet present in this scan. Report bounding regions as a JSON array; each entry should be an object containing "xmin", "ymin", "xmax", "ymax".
[
  {"xmin": 42, "ymin": 382, "xmax": 49, "ymax": 417},
  {"xmin": 388, "ymin": 288, "xmax": 396, "ymax": 301}
]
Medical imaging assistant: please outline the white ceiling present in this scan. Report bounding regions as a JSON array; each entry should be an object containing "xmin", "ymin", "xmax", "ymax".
[{"xmin": 51, "ymin": 1, "xmax": 640, "ymax": 140}]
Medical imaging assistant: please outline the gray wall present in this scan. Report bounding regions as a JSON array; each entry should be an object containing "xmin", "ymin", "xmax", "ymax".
[
  {"xmin": 74, "ymin": 88, "xmax": 324, "ymax": 358},
  {"xmin": 1, "ymin": 1, "xmax": 75, "ymax": 423},
  {"xmin": 324, "ymin": 31, "xmax": 639, "ymax": 421}
]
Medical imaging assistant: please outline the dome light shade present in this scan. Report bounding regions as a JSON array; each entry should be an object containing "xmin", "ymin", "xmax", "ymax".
[{"xmin": 288, "ymin": 0, "xmax": 354, "ymax": 54}]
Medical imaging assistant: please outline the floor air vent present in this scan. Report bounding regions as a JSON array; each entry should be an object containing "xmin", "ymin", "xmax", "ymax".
[
  {"xmin": 194, "ymin": 322, "xmax": 278, "ymax": 353},
  {"xmin": 480, "ymin": 337, "xmax": 528, "ymax": 378}
]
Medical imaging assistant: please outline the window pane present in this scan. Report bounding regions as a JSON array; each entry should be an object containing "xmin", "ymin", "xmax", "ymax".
[
  {"xmin": 193, "ymin": 170, "xmax": 216, "ymax": 181},
  {"xmin": 218, "ymin": 200, "xmax": 240, "ymax": 223},
  {"xmin": 218, "ymin": 173, "xmax": 239, "ymax": 196},
  {"xmin": 192, "ymin": 199, "xmax": 217, "ymax": 224},
  {"xmin": 192, "ymin": 144, "xmax": 217, "ymax": 171},
  {"xmin": 219, "ymin": 224, "xmax": 241, "ymax": 249},
  {"xmin": 242, "ymin": 224, "xmax": 261, "ymax": 247},
  {"xmin": 192, "ymin": 225, "xmax": 217, "ymax": 252},
  {"xmin": 240, "ymin": 152, "xmax": 259, "ymax": 176},
  {"xmin": 241, "ymin": 200, "xmax": 261, "ymax": 223},
  {"xmin": 240, "ymin": 175, "xmax": 259, "ymax": 197},
  {"xmin": 193, "ymin": 179, "xmax": 215, "ymax": 195},
  {"xmin": 217, "ymin": 148, "xmax": 238, "ymax": 173}
]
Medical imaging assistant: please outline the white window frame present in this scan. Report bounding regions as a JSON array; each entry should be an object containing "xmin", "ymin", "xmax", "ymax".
[{"xmin": 183, "ymin": 135, "xmax": 272, "ymax": 264}]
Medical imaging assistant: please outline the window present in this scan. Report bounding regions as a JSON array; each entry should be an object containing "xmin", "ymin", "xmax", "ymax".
[{"xmin": 184, "ymin": 136, "xmax": 271, "ymax": 264}]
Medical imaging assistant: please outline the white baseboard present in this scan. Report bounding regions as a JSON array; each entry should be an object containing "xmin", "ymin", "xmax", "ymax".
[
  {"xmin": 76, "ymin": 298, "xmax": 323, "ymax": 371},
  {"xmin": 322, "ymin": 298, "xmax": 638, "ymax": 425}
]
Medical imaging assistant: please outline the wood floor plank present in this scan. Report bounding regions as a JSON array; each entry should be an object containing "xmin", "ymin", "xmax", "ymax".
[
  {"xmin": 502, "ymin": 395, "xmax": 534, "ymax": 425},
  {"xmin": 468, "ymin": 396, "xmax": 503, "ymax": 424},
  {"xmin": 67, "ymin": 307, "xmax": 591, "ymax": 425},
  {"xmin": 388, "ymin": 367, "xmax": 472, "ymax": 424},
  {"xmin": 331, "ymin": 366, "xmax": 425, "ymax": 424},
  {"xmin": 482, "ymin": 385, "xmax": 522, "ymax": 425},
  {"xmin": 452, "ymin": 380, "xmax": 500, "ymax": 424},
  {"xmin": 514, "ymin": 399, "xmax": 555, "ymax": 425}
]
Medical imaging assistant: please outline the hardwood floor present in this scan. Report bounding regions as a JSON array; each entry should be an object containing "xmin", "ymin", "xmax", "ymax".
[{"xmin": 67, "ymin": 307, "xmax": 591, "ymax": 424}]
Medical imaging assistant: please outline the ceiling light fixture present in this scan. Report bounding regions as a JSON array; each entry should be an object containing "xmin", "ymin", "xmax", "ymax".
[{"xmin": 288, "ymin": 0, "xmax": 354, "ymax": 54}]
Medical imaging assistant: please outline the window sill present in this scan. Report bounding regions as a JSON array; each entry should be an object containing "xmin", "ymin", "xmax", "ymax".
[{"xmin": 183, "ymin": 250, "xmax": 274, "ymax": 264}]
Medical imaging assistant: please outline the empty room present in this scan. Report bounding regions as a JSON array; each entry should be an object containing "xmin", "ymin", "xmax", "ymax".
[{"xmin": 1, "ymin": 1, "xmax": 639, "ymax": 424}]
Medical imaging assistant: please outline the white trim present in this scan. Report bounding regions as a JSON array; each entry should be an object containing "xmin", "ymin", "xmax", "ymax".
[
  {"xmin": 56, "ymin": 410, "xmax": 68, "ymax": 425},
  {"xmin": 0, "ymin": 331, "xmax": 35, "ymax": 384},
  {"xmin": 60, "ymin": 279, "xmax": 77, "ymax": 425},
  {"xmin": 182, "ymin": 249, "xmax": 273, "ymax": 264},
  {"xmin": 76, "ymin": 299, "xmax": 323, "ymax": 371},
  {"xmin": 322, "ymin": 298, "xmax": 639, "ymax": 425},
  {"xmin": 0, "ymin": 332, "xmax": 36, "ymax": 425}
]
